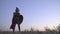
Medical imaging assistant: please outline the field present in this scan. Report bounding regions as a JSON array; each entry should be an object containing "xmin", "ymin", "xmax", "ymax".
[{"xmin": 0, "ymin": 31, "xmax": 59, "ymax": 34}]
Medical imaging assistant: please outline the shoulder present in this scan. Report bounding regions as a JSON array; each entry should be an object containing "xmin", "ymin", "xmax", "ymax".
[
  {"xmin": 20, "ymin": 15, "xmax": 23, "ymax": 17},
  {"xmin": 13, "ymin": 12, "xmax": 20, "ymax": 15},
  {"xmin": 13, "ymin": 12, "xmax": 16, "ymax": 14}
]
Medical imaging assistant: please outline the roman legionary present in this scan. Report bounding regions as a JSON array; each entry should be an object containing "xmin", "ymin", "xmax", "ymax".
[{"xmin": 10, "ymin": 7, "xmax": 23, "ymax": 32}]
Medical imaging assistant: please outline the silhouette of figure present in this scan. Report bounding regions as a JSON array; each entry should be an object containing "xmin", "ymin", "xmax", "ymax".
[{"xmin": 10, "ymin": 7, "xmax": 23, "ymax": 32}]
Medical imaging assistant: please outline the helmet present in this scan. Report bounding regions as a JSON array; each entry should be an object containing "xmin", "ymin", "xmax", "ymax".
[{"xmin": 15, "ymin": 7, "xmax": 19, "ymax": 13}]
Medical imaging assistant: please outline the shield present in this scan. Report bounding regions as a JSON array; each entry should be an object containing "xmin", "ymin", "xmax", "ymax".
[{"xmin": 16, "ymin": 15, "xmax": 23, "ymax": 24}]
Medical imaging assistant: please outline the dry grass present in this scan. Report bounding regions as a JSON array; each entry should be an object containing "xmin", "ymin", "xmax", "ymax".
[{"xmin": 0, "ymin": 30, "xmax": 59, "ymax": 34}]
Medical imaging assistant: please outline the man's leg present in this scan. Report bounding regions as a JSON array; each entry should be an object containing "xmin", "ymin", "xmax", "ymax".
[
  {"xmin": 59, "ymin": 30, "xmax": 60, "ymax": 34},
  {"xmin": 18, "ymin": 24, "xmax": 20, "ymax": 32},
  {"xmin": 13, "ymin": 24, "xmax": 16, "ymax": 32},
  {"xmin": 13, "ymin": 29, "xmax": 15, "ymax": 32}
]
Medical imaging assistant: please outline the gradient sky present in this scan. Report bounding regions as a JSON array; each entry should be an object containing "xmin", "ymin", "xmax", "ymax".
[{"xmin": 0, "ymin": 0, "xmax": 60, "ymax": 31}]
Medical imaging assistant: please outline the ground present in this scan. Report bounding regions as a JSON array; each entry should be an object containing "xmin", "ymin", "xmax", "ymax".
[{"xmin": 0, "ymin": 31, "xmax": 59, "ymax": 34}]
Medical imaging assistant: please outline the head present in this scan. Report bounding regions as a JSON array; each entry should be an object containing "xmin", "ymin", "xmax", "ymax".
[{"xmin": 15, "ymin": 7, "xmax": 19, "ymax": 13}]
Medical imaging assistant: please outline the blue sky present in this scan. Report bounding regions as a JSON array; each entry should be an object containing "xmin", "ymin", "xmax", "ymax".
[{"xmin": 0, "ymin": 0, "xmax": 60, "ymax": 31}]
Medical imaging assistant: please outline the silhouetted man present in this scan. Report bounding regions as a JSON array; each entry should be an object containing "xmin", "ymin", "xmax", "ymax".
[{"xmin": 10, "ymin": 7, "xmax": 23, "ymax": 32}]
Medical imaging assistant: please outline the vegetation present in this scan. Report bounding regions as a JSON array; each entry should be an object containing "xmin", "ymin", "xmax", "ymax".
[{"xmin": 0, "ymin": 24, "xmax": 60, "ymax": 34}]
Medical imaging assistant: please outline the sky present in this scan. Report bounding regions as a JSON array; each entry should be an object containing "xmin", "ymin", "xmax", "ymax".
[{"xmin": 0, "ymin": 0, "xmax": 60, "ymax": 31}]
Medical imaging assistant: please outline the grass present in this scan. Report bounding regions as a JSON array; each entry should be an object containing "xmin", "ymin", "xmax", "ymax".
[{"xmin": 0, "ymin": 30, "xmax": 59, "ymax": 34}]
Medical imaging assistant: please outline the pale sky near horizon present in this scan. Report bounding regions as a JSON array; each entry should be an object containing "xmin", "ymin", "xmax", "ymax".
[{"xmin": 0, "ymin": 0, "xmax": 60, "ymax": 31}]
